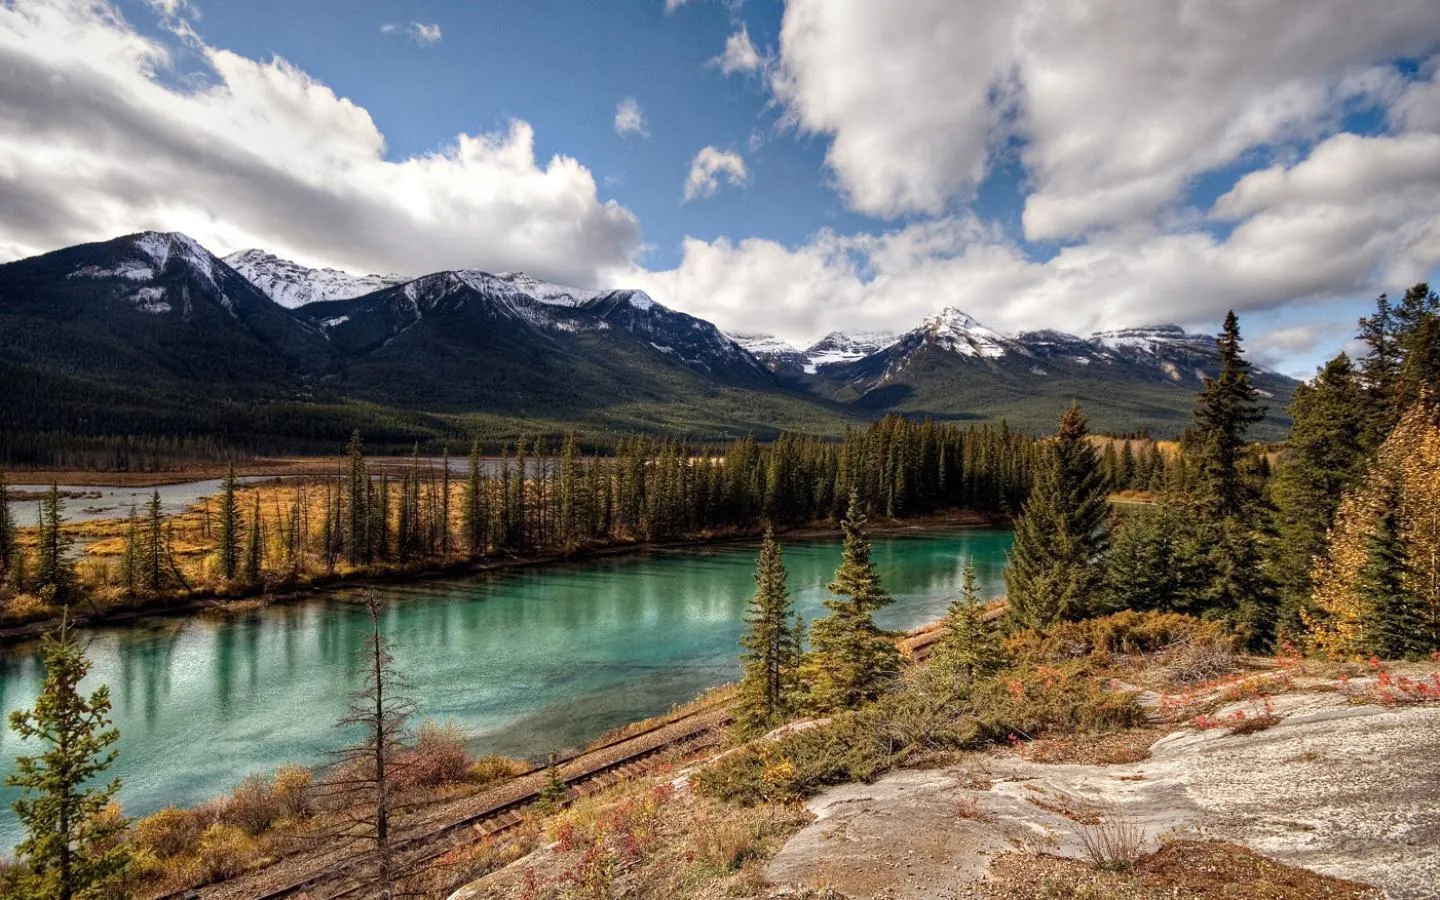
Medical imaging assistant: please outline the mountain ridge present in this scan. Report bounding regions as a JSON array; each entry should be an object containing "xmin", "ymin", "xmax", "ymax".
[{"xmin": 0, "ymin": 232, "xmax": 1299, "ymax": 447}]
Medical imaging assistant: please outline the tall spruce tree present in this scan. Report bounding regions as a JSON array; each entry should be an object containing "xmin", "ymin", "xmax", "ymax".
[
  {"xmin": 1269, "ymin": 354, "xmax": 1369, "ymax": 638},
  {"xmin": 346, "ymin": 431, "xmax": 369, "ymax": 566},
  {"xmin": 1004, "ymin": 405, "xmax": 1110, "ymax": 628},
  {"xmin": 1103, "ymin": 505, "xmax": 1204, "ymax": 614},
  {"xmin": 1356, "ymin": 482, "xmax": 1427, "ymax": 659},
  {"xmin": 243, "ymin": 494, "xmax": 264, "ymax": 583},
  {"xmin": 1191, "ymin": 311, "xmax": 1267, "ymax": 521},
  {"xmin": 214, "ymin": 464, "xmax": 241, "ymax": 581},
  {"xmin": 736, "ymin": 529, "xmax": 802, "ymax": 733},
  {"xmin": 6, "ymin": 617, "xmax": 131, "ymax": 900},
  {"xmin": 803, "ymin": 491, "xmax": 900, "ymax": 711},
  {"xmin": 0, "ymin": 471, "xmax": 15, "ymax": 579},
  {"xmin": 35, "ymin": 484, "xmax": 75, "ymax": 603},
  {"xmin": 930, "ymin": 563, "xmax": 1005, "ymax": 689}
]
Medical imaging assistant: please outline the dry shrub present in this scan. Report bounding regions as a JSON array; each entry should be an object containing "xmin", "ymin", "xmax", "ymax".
[
  {"xmin": 195, "ymin": 823, "xmax": 259, "ymax": 880},
  {"xmin": 469, "ymin": 754, "xmax": 527, "ymax": 786},
  {"xmin": 1006, "ymin": 611, "xmax": 1232, "ymax": 665},
  {"xmin": 397, "ymin": 722, "xmax": 473, "ymax": 790},
  {"xmin": 271, "ymin": 765, "xmax": 313, "ymax": 819},
  {"xmin": 1155, "ymin": 634, "xmax": 1240, "ymax": 687},
  {"xmin": 134, "ymin": 805, "xmax": 213, "ymax": 858},
  {"xmin": 970, "ymin": 660, "xmax": 1143, "ymax": 741},
  {"xmin": 1078, "ymin": 804, "xmax": 1146, "ymax": 871},
  {"xmin": 694, "ymin": 818, "xmax": 766, "ymax": 873}
]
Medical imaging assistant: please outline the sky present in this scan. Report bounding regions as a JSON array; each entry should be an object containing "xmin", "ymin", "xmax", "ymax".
[{"xmin": 1, "ymin": 1, "xmax": 1439, "ymax": 376}]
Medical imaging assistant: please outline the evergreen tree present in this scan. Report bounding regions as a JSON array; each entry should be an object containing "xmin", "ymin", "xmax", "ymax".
[
  {"xmin": 346, "ymin": 431, "xmax": 369, "ymax": 566},
  {"xmin": 1269, "ymin": 354, "xmax": 1369, "ymax": 638},
  {"xmin": 138, "ymin": 491, "xmax": 170, "ymax": 597},
  {"xmin": 243, "ymin": 494, "xmax": 263, "ymax": 583},
  {"xmin": 1355, "ymin": 483, "xmax": 1427, "ymax": 659},
  {"xmin": 0, "ymin": 471, "xmax": 15, "ymax": 578},
  {"xmin": 215, "ymin": 464, "xmax": 241, "ymax": 581},
  {"xmin": 6, "ymin": 618, "xmax": 131, "ymax": 900},
  {"xmin": 930, "ymin": 563, "xmax": 1005, "ymax": 688},
  {"xmin": 463, "ymin": 439, "xmax": 486, "ymax": 557},
  {"xmin": 120, "ymin": 506, "xmax": 139, "ymax": 599},
  {"xmin": 803, "ymin": 492, "xmax": 900, "ymax": 711},
  {"xmin": 35, "ymin": 484, "xmax": 75, "ymax": 603},
  {"xmin": 1103, "ymin": 505, "xmax": 1204, "ymax": 614},
  {"xmin": 1191, "ymin": 311, "xmax": 1267, "ymax": 521},
  {"xmin": 736, "ymin": 529, "xmax": 802, "ymax": 733},
  {"xmin": 1004, "ymin": 405, "xmax": 1110, "ymax": 628}
]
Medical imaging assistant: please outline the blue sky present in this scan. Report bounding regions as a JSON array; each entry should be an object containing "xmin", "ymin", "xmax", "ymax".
[{"xmin": 3, "ymin": 0, "xmax": 1440, "ymax": 376}]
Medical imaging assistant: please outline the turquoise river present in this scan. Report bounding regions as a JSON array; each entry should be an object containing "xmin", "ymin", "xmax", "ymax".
[{"xmin": 0, "ymin": 527, "xmax": 1012, "ymax": 850}]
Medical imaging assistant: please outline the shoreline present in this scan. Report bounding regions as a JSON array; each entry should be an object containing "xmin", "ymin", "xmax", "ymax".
[{"xmin": 0, "ymin": 509, "xmax": 1004, "ymax": 647}]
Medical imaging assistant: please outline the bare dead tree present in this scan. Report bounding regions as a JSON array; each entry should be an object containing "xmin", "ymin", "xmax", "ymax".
[{"xmin": 324, "ymin": 592, "xmax": 415, "ymax": 899}]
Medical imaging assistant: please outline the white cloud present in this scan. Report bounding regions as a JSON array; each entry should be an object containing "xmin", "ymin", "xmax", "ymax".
[
  {"xmin": 614, "ymin": 97, "xmax": 648, "ymax": 138},
  {"xmin": 622, "ymin": 135, "xmax": 1440, "ymax": 347},
  {"xmin": 664, "ymin": 0, "xmax": 692, "ymax": 13},
  {"xmin": 771, "ymin": 0, "xmax": 1440, "ymax": 233},
  {"xmin": 0, "ymin": 0, "xmax": 638, "ymax": 284},
  {"xmin": 712, "ymin": 23, "xmax": 763, "ymax": 75},
  {"xmin": 682, "ymin": 147, "xmax": 748, "ymax": 201},
  {"xmin": 381, "ymin": 21, "xmax": 442, "ymax": 46}
]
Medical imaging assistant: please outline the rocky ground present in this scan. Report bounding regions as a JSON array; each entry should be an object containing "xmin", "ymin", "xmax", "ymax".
[{"xmin": 764, "ymin": 686, "xmax": 1439, "ymax": 899}]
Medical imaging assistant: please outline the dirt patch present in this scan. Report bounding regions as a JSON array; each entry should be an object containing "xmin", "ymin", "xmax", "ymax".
[{"xmin": 976, "ymin": 840, "xmax": 1382, "ymax": 899}]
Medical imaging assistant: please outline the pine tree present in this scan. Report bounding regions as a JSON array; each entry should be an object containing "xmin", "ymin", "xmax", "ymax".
[
  {"xmin": 736, "ymin": 529, "xmax": 802, "ymax": 733},
  {"xmin": 803, "ymin": 491, "xmax": 900, "ymax": 711},
  {"xmin": 1355, "ymin": 483, "xmax": 1427, "ymax": 659},
  {"xmin": 1191, "ymin": 311, "xmax": 1267, "ymax": 521},
  {"xmin": 346, "ymin": 431, "xmax": 369, "ymax": 566},
  {"xmin": 243, "ymin": 493, "xmax": 264, "ymax": 583},
  {"xmin": 6, "ymin": 617, "xmax": 131, "ymax": 900},
  {"xmin": 1103, "ymin": 505, "xmax": 1204, "ymax": 614},
  {"xmin": 138, "ymin": 491, "xmax": 171, "ymax": 597},
  {"xmin": 0, "ymin": 471, "xmax": 15, "ymax": 579},
  {"xmin": 1269, "ymin": 354, "xmax": 1368, "ymax": 638},
  {"xmin": 463, "ymin": 439, "xmax": 486, "ymax": 557},
  {"xmin": 215, "ymin": 464, "xmax": 241, "ymax": 581},
  {"xmin": 120, "ymin": 506, "xmax": 139, "ymax": 599},
  {"xmin": 35, "ymin": 484, "xmax": 75, "ymax": 603},
  {"xmin": 930, "ymin": 563, "xmax": 1005, "ymax": 688},
  {"xmin": 1004, "ymin": 405, "xmax": 1110, "ymax": 628}
]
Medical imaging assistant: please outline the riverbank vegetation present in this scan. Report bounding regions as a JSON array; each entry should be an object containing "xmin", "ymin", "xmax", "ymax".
[{"xmin": 0, "ymin": 415, "xmax": 1047, "ymax": 630}]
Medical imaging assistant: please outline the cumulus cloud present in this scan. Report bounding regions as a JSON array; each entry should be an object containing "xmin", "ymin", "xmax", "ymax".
[
  {"xmin": 771, "ymin": 0, "xmax": 1440, "ymax": 233},
  {"xmin": 0, "ymin": 0, "xmax": 638, "ymax": 285},
  {"xmin": 614, "ymin": 97, "xmax": 648, "ymax": 138},
  {"xmin": 623, "ymin": 151, "xmax": 1440, "ymax": 347},
  {"xmin": 682, "ymin": 147, "xmax": 748, "ymax": 201},
  {"xmin": 381, "ymin": 21, "xmax": 442, "ymax": 46},
  {"xmin": 712, "ymin": 23, "xmax": 763, "ymax": 75}
]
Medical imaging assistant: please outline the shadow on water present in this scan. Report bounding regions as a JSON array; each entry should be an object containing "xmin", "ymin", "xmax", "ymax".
[{"xmin": 0, "ymin": 527, "xmax": 1012, "ymax": 849}]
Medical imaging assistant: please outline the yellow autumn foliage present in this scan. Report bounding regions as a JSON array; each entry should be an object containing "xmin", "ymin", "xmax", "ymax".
[{"xmin": 1306, "ymin": 402, "xmax": 1440, "ymax": 657}]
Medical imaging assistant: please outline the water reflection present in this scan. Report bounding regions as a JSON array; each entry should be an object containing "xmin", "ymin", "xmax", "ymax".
[{"xmin": 0, "ymin": 528, "xmax": 1011, "ymax": 849}]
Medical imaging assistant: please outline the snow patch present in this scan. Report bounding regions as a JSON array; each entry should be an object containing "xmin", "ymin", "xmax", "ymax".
[
  {"xmin": 225, "ymin": 249, "xmax": 409, "ymax": 308},
  {"xmin": 128, "ymin": 286, "xmax": 170, "ymax": 314}
]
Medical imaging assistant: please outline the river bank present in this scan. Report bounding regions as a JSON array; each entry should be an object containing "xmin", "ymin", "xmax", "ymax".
[
  {"xmin": 0, "ymin": 526, "xmax": 1015, "ymax": 852},
  {"xmin": 0, "ymin": 508, "xmax": 1002, "ymax": 646}
]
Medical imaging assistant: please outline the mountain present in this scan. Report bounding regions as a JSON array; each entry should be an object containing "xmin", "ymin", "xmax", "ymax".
[
  {"xmin": 820, "ymin": 309, "xmax": 1296, "ymax": 437},
  {"xmin": 223, "ymin": 249, "xmax": 409, "ymax": 308},
  {"xmin": 733, "ymin": 330, "xmax": 899, "ymax": 376},
  {"xmin": 0, "ymin": 233, "xmax": 1299, "ymax": 450},
  {"xmin": 290, "ymin": 268, "xmax": 777, "ymax": 416}
]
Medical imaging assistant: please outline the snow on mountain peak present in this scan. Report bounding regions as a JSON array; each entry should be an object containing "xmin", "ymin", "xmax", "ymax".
[
  {"xmin": 919, "ymin": 307, "xmax": 1014, "ymax": 359},
  {"xmin": 66, "ymin": 231, "xmax": 220, "ymax": 287},
  {"xmin": 224, "ymin": 249, "xmax": 410, "ymax": 309},
  {"xmin": 803, "ymin": 330, "xmax": 898, "ymax": 370}
]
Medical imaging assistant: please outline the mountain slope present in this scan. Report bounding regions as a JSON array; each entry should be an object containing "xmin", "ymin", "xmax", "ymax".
[
  {"xmin": 223, "ymin": 249, "xmax": 409, "ymax": 308},
  {"xmin": 822, "ymin": 309, "xmax": 1296, "ymax": 438},
  {"xmin": 0, "ymin": 234, "xmax": 1300, "ymax": 450}
]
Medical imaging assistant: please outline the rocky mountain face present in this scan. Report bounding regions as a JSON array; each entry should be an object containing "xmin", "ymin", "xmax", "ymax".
[
  {"xmin": 222, "ymin": 249, "xmax": 410, "ymax": 308},
  {"xmin": 0, "ymin": 232, "xmax": 1298, "ymax": 444}
]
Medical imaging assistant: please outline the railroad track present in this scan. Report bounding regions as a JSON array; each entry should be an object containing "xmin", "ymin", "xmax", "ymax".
[{"xmin": 176, "ymin": 703, "xmax": 732, "ymax": 900}]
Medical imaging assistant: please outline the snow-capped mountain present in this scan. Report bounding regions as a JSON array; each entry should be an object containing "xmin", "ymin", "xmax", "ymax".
[
  {"xmin": 803, "ymin": 331, "xmax": 899, "ymax": 371},
  {"xmin": 731, "ymin": 330, "xmax": 898, "ymax": 375},
  {"xmin": 223, "ymin": 249, "xmax": 409, "ymax": 308},
  {"xmin": 293, "ymin": 266, "xmax": 764, "ymax": 381}
]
